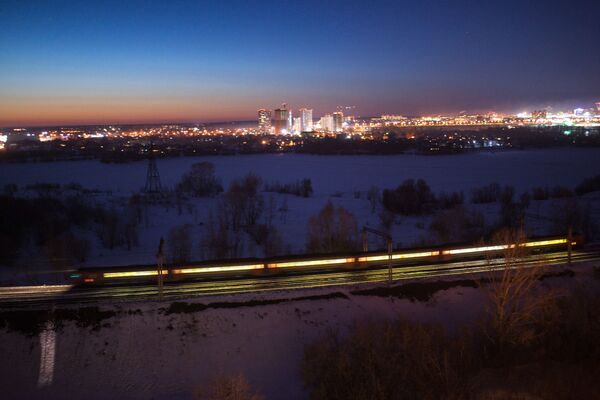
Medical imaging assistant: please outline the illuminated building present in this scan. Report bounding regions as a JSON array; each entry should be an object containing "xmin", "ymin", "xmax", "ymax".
[
  {"xmin": 381, "ymin": 114, "xmax": 404, "ymax": 121},
  {"xmin": 595, "ymin": 102, "xmax": 600, "ymax": 113},
  {"xmin": 333, "ymin": 112, "xmax": 344, "ymax": 132},
  {"xmin": 300, "ymin": 108, "xmax": 313, "ymax": 132},
  {"xmin": 257, "ymin": 109, "xmax": 272, "ymax": 133},
  {"xmin": 274, "ymin": 103, "xmax": 291, "ymax": 135},
  {"xmin": 573, "ymin": 108, "xmax": 585, "ymax": 116},
  {"xmin": 320, "ymin": 114, "xmax": 334, "ymax": 132},
  {"xmin": 293, "ymin": 117, "xmax": 302, "ymax": 134},
  {"xmin": 531, "ymin": 110, "xmax": 547, "ymax": 120}
]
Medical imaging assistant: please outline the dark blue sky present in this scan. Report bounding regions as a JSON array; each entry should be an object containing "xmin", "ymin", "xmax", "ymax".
[{"xmin": 1, "ymin": 0, "xmax": 599, "ymax": 126}]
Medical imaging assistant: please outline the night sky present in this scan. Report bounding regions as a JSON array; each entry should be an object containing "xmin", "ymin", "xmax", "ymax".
[{"xmin": 1, "ymin": 0, "xmax": 599, "ymax": 126}]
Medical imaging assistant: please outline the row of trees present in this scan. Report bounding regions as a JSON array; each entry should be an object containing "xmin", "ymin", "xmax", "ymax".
[
  {"xmin": 381, "ymin": 173, "xmax": 600, "ymax": 217},
  {"xmin": 263, "ymin": 178, "xmax": 313, "ymax": 197},
  {"xmin": 175, "ymin": 162, "xmax": 314, "ymax": 199},
  {"xmin": 380, "ymin": 179, "xmax": 468, "ymax": 216},
  {"xmin": 0, "ymin": 192, "xmax": 140, "ymax": 268}
]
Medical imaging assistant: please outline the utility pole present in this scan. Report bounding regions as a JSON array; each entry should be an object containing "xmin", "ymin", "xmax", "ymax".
[
  {"xmin": 567, "ymin": 225, "xmax": 572, "ymax": 266},
  {"xmin": 362, "ymin": 227, "xmax": 393, "ymax": 284},
  {"xmin": 524, "ymin": 212, "xmax": 573, "ymax": 266},
  {"xmin": 157, "ymin": 237, "xmax": 165, "ymax": 299},
  {"xmin": 143, "ymin": 142, "xmax": 163, "ymax": 201}
]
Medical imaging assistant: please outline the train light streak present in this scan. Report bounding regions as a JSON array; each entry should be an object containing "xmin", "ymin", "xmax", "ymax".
[
  {"xmin": 523, "ymin": 238, "xmax": 567, "ymax": 247},
  {"xmin": 393, "ymin": 250, "xmax": 440, "ymax": 260},
  {"xmin": 85, "ymin": 236, "xmax": 571, "ymax": 281},
  {"xmin": 173, "ymin": 264, "xmax": 264, "ymax": 274},
  {"xmin": 268, "ymin": 258, "xmax": 354, "ymax": 269},
  {"xmin": 358, "ymin": 251, "xmax": 440, "ymax": 262},
  {"xmin": 357, "ymin": 255, "xmax": 388, "ymax": 262},
  {"xmin": 103, "ymin": 270, "xmax": 168, "ymax": 278},
  {"xmin": 442, "ymin": 238, "xmax": 568, "ymax": 255},
  {"xmin": 442, "ymin": 245, "xmax": 508, "ymax": 255}
]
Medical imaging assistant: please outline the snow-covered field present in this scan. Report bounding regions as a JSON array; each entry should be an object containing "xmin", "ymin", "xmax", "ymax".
[
  {"xmin": 1, "ymin": 148, "xmax": 600, "ymax": 277},
  {"xmin": 2, "ymin": 148, "xmax": 600, "ymax": 398},
  {"xmin": 1, "ymin": 265, "xmax": 598, "ymax": 400},
  {"xmin": 0, "ymin": 281, "xmax": 500, "ymax": 400}
]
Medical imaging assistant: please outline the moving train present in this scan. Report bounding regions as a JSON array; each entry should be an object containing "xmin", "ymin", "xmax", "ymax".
[{"xmin": 70, "ymin": 235, "xmax": 581, "ymax": 286}]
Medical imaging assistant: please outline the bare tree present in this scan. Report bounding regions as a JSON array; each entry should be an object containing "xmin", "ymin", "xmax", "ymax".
[
  {"xmin": 367, "ymin": 185, "xmax": 380, "ymax": 213},
  {"xmin": 202, "ymin": 205, "xmax": 243, "ymax": 260},
  {"xmin": 482, "ymin": 229, "xmax": 560, "ymax": 350},
  {"xmin": 176, "ymin": 162, "xmax": 223, "ymax": 197},
  {"xmin": 378, "ymin": 207, "xmax": 395, "ymax": 234},
  {"xmin": 278, "ymin": 197, "xmax": 288, "ymax": 224},
  {"xmin": 429, "ymin": 207, "xmax": 485, "ymax": 243},
  {"xmin": 307, "ymin": 200, "xmax": 358, "ymax": 253},
  {"xmin": 223, "ymin": 174, "xmax": 264, "ymax": 231}
]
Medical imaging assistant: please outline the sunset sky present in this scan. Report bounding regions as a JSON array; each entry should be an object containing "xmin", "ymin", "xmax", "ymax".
[{"xmin": 1, "ymin": 0, "xmax": 599, "ymax": 126}]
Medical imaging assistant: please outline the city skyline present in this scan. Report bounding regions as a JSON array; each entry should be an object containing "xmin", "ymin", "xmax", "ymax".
[{"xmin": 1, "ymin": 0, "xmax": 599, "ymax": 126}]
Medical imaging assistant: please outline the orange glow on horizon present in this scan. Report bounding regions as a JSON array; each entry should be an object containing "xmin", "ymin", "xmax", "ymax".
[{"xmin": 0, "ymin": 97, "xmax": 257, "ymax": 127}]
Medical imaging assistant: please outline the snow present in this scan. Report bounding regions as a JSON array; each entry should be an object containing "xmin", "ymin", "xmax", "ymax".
[
  {"xmin": 2, "ymin": 148, "xmax": 600, "ymax": 278},
  {"xmin": 1, "ymin": 264, "xmax": 597, "ymax": 400},
  {"xmin": 0, "ymin": 280, "xmax": 486, "ymax": 400},
  {"xmin": 2, "ymin": 148, "xmax": 600, "ymax": 194}
]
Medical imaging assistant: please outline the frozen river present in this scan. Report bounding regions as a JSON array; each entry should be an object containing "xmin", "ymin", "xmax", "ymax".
[{"xmin": 2, "ymin": 148, "xmax": 599, "ymax": 195}]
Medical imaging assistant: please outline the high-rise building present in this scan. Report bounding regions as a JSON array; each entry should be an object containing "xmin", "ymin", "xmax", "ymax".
[
  {"xmin": 332, "ymin": 112, "xmax": 344, "ymax": 132},
  {"xmin": 257, "ymin": 109, "xmax": 272, "ymax": 133},
  {"xmin": 273, "ymin": 104, "xmax": 291, "ymax": 135},
  {"xmin": 293, "ymin": 117, "xmax": 302, "ymax": 134},
  {"xmin": 595, "ymin": 102, "xmax": 600, "ymax": 113},
  {"xmin": 300, "ymin": 108, "xmax": 313, "ymax": 132},
  {"xmin": 320, "ymin": 114, "xmax": 334, "ymax": 132}
]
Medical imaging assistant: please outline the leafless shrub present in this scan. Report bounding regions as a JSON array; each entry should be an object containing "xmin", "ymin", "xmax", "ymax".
[{"xmin": 302, "ymin": 320, "xmax": 476, "ymax": 400}]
